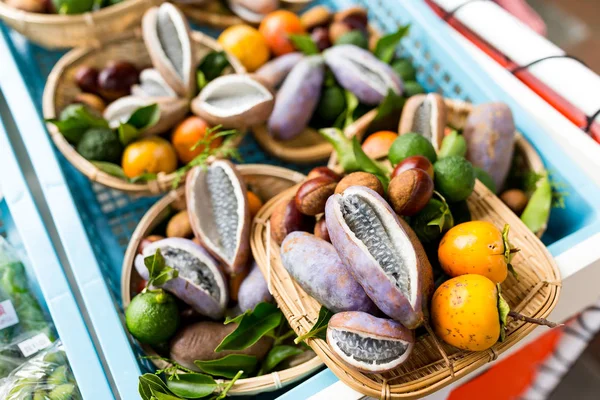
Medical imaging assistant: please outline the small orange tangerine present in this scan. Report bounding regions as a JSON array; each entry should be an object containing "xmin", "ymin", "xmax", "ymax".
[
  {"xmin": 361, "ymin": 131, "xmax": 398, "ymax": 159},
  {"xmin": 172, "ymin": 116, "xmax": 221, "ymax": 164},
  {"xmin": 259, "ymin": 10, "xmax": 305, "ymax": 56},
  {"xmin": 122, "ymin": 137, "xmax": 178, "ymax": 179},
  {"xmin": 218, "ymin": 25, "xmax": 270, "ymax": 72},
  {"xmin": 247, "ymin": 191, "xmax": 264, "ymax": 219}
]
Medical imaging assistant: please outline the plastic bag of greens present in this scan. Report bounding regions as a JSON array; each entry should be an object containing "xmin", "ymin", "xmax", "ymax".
[
  {"xmin": 0, "ymin": 341, "xmax": 81, "ymax": 400},
  {"xmin": 0, "ymin": 237, "xmax": 55, "ymax": 377}
]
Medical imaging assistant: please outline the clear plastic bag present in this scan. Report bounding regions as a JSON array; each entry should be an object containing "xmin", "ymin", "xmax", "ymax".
[
  {"xmin": 0, "ymin": 237, "xmax": 55, "ymax": 377},
  {"xmin": 0, "ymin": 341, "xmax": 81, "ymax": 400}
]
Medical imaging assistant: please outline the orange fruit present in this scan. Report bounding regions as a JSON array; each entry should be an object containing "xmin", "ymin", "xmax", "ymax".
[
  {"xmin": 247, "ymin": 191, "xmax": 264, "ymax": 219},
  {"xmin": 218, "ymin": 24, "xmax": 270, "ymax": 72},
  {"xmin": 172, "ymin": 116, "xmax": 221, "ymax": 164},
  {"xmin": 362, "ymin": 131, "xmax": 398, "ymax": 159},
  {"xmin": 259, "ymin": 10, "xmax": 305, "ymax": 56},
  {"xmin": 122, "ymin": 137, "xmax": 178, "ymax": 178}
]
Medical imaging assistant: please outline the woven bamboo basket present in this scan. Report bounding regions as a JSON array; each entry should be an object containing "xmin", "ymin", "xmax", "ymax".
[
  {"xmin": 327, "ymin": 98, "xmax": 548, "ymax": 237},
  {"xmin": 250, "ymin": 179, "xmax": 561, "ymax": 399},
  {"xmin": 121, "ymin": 164, "xmax": 322, "ymax": 396},
  {"xmin": 180, "ymin": 0, "xmax": 312, "ymax": 28},
  {"xmin": 43, "ymin": 29, "xmax": 245, "ymax": 196},
  {"xmin": 0, "ymin": 0, "xmax": 163, "ymax": 49}
]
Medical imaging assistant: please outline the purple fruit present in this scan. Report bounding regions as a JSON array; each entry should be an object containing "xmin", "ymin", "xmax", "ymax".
[
  {"xmin": 280, "ymin": 232, "xmax": 377, "ymax": 314},
  {"xmin": 268, "ymin": 55, "xmax": 325, "ymax": 140},
  {"xmin": 463, "ymin": 102, "xmax": 516, "ymax": 191},
  {"xmin": 324, "ymin": 45, "xmax": 403, "ymax": 105},
  {"xmin": 327, "ymin": 311, "xmax": 414, "ymax": 373},
  {"xmin": 325, "ymin": 186, "xmax": 433, "ymax": 329},
  {"xmin": 255, "ymin": 52, "xmax": 305, "ymax": 89},
  {"xmin": 238, "ymin": 261, "xmax": 273, "ymax": 312},
  {"xmin": 135, "ymin": 237, "xmax": 228, "ymax": 319}
]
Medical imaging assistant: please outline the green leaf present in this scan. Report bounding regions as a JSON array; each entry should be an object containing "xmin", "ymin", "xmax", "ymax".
[
  {"xmin": 374, "ymin": 24, "xmax": 411, "ymax": 64},
  {"xmin": 47, "ymin": 104, "xmax": 109, "ymax": 144},
  {"xmin": 166, "ymin": 373, "xmax": 217, "ymax": 399},
  {"xmin": 194, "ymin": 355, "xmax": 257, "ymax": 378},
  {"xmin": 151, "ymin": 390, "xmax": 182, "ymax": 400},
  {"xmin": 261, "ymin": 346, "xmax": 303, "ymax": 374},
  {"xmin": 521, "ymin": 173, "xmax": 552, "ymax": 234},
  {"xmin": 497, "ymin": 285, "xmax": 511, "ymax": 342},
  {"xmin": 118, "ymin": 123, "xmax": 139, "ymax": 146},
  {"xmin": 344, "ymin": 91, "xmax": 359, "ymax": 129},
  {"xmin": 152, "ymin": 267, "xmax": 179, "ymax": 287},
  {"xmin": 438, "ymin": 130, "xmax": 467, "ymax": 158},
  {"xmin": 224, "ymin": 311, "xmax": 248, "ymax": 325},
  {"xmin": 215, "ymin": 302, "xmax": 282, "ymax": 352},
  {"xmin": 289, "ymin": 34, "xmax": 319, "ymax": 55},
  {"xmin": 128, "ymin": 104, "xmax": 161, "ymax": 130},
  {"xmin": 129, "ymin": 173, "xmax": 159, "ymax": 184},
  {"xmin": 91, "ymin": 161, "xmax": 127, "ymax": 179},
  {"xmin": 198, "ymin": 51, "xmax": 231, "ymax": 83},
  {"xmin": 375, "ymin": 89, "xmax": 405, "ymax": 121},
  {"xmin": 295, "ymin": 307, "xmax": 333, "ymax": 343},
  {"xmin": 145, "ymin": 249, "xmax": 167, "ymax": 279},
  {"xmin": 319, "ymin": 128, "xmax": 358, "ymax": 172},
  {"xmin": 140, "ymin": 374, "xmax": 171, "ymax": 399},
  {"xmin": 139, "ymin": 380, "xmax": 153, "ymax": 400},
  {"xmin": 352, "ymin": 137, "xmax": 390, "ymax": 187}
]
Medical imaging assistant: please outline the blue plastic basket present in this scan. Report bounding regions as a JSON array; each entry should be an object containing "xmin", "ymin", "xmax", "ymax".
[
  {"xmin": 0, "ymin": 106, "xmax": 113, "ymax": 399},
  {"xmin": 2, "ymin": 0, "xmax": 600, "ymax": 399}
]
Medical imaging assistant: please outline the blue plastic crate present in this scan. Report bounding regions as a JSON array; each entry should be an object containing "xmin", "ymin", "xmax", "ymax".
[
  {"xmin": 2, "ymin": 0, "xmax": 600, "ymax": 399},
  {"xmin": 0, "ymin": 107, "xmax": 113, "ymax": 399}
]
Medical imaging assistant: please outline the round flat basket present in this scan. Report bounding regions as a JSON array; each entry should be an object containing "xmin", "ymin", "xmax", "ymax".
[
  {"xmin": 251, "ymin": 179, "xmax": 561, "ymax": 399},
  {"xmin": 0, "ymin": 0, "xmax": 163, "ymax": 49},
  {"xmin": 180, "ymin": 0, "xmax": 312, "ymax": 27},
  {"xmin": 327, "ymin": 98, "xmax": 548, "ymax": 237},
  {"xmin": 121, "ymin": 164, "xmax": 322, "ymax": 396},
  {"xmin": 43, "ymin": 29, "xmax": 245, "ymax": 196}
]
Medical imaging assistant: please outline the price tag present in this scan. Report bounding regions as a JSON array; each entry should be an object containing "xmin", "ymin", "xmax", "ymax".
[
  {"xmin": 18, "ymin": 333, "xmax": 52, "ymax": 358},
  {"xmin": 0, "ymin": 300, "xmax": 19, "ymax": 330}
]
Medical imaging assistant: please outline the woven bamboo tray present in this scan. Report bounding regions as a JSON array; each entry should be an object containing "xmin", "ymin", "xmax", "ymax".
[
  {"xmin": 250, "ymin": 179, "xmax": 561, "ymax": 399},
  {"xmin": 327, "ymin": 97, "xmax": 548, "ymax": 237},
  {"xmin": 43, "ymin": 29, "xmax": 245, "ymax": 196},
  {"xmin": 0, "ymin": 0, "xmax": 163, "ymax": 49},
  {"xmin": 180, "ymin": 0, "xmax": 312, "ymax": 28},
  {"xmin": 121, "ymin": 164, "xmax": 322, "ymax": 396}
]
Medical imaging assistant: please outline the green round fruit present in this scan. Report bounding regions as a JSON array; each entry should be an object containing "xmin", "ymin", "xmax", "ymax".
[
  {"xmin": 392, "ymin": 59, "xmax": 417, "ymax": 81},
  {"xmin": 434, "ymin": 156, "xmax": 476, "ymax": 203},
  {"xmin": 125, "ymin": 291, "xmax": 180, "ymax": 345},
  {"xmin": 76, "ymin": 127, "xmax": 122, "ymax": 163},
  {"xmin": 317, "ymin": 85, "xmax": 346, "ymax": 122},
  {"xmin": 474, "ymin": 167, "xmax": 497, "ymax": 193},
  {"xmin": 388, "ymin": 133, "xmax": 437, "ymax": 165},
  {"xmin": 403, "ymin": 81, "xmax": 425, "ymax": 97},
  {"xmin": 53, "ymin": 0, "xmax": 94, "ymax": 14},
  {"xmin": 335, "ymin": 31, "xmax": 369, "ymax": 49}
]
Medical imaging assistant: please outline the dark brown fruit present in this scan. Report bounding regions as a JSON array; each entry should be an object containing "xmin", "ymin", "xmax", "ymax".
[
  {"xmin": 500, "ymin": 189, "xmax": 528, "ymax": 216},
  {"xmin": 311, "ymin": 27, "xmax": 332, "ymax": 51},
  {"xmin": 392, "ymin": 155, "xmax": 434, "ymax": 180},
  {"xmin": 335, "ymin": 172, "xmax": 384, "ymax": 196},
  {"xmin": 97, "ymin": 61, "xmax": 139, "ymax": 101},
  {"xmin": 388, "ymin": 169, "xmax": 434, "ymax": 216},
  {"xmin": 334, "ymin": 6, "xmax": 368, "ymax": 31},
  {"xmin": 314, "ymin": 217, "xmax": 330, "ymax": 242},
  {"xmin": 270, "ymin": 198, "xmax": 314, "ymax": 245},
  {"xmin": 75, "ymin": 66, "xmax": 100, "ymax": 94},
  {"xmin": 307, "ymin": 166, "xmax": 342, "ymax": 182},
  {"xmin": 295, "ymin": 177, "xmax": 337, "ymax": 216}
]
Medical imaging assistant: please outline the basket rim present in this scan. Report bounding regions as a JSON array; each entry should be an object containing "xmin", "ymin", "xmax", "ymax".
[
  {"xmin": 250, "ymin": 180, "xmax": 561, "ymax": 399},
  {"xmin": 42, "ymin": 29, "xmax": 246, "ymax": 195},
  {"xmin": 0, "ymin": 0, "xmax": 155, "ymax": 24},
  {"xmin": 119, "ymin": 164, "xmax": 322, "ymax": 394}
]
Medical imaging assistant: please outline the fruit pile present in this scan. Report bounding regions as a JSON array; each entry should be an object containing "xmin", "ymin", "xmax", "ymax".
[
  {"xmin": 181, "ymin": 0, "xmax": 311, "ymax": 25},
  {"xmin": 217, "ymin": 5, "xmax": 422, "ymax": 142},
  {"xmin": 48, "ymin": 3, "xmax": 272, "ymax": 184},
  {"xmin": 4, "ymin": 0, "xmax": 125, "ymax": 14},
  {"xmin": 127, "ymin": 162, "xmax": 315, "ymax": 399}
]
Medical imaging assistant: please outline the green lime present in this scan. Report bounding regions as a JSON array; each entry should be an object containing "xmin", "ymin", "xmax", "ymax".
[
  {"xmin": 474, "ymin": 167, "xmax": 497, "ymax": 193},
  {"xmin": 403, "ymin": 81, "xmax": 425, "ymax": 97},
  {"xmin": 434, "ymin": 156, "xmax": 476, "ymax": 202},
  {"xmin": 125, "ymin": 291, "xmax": 180, "ymax": 345},
  {"xmin": 76, "ymin": 127, "xmax": 122, "ymax": 163},
  {"xmin": 53, "ymin": 0, "xmax": 94, "ymax": 14},
  {"xmin": 392, "ymin": 59, "xmax": 417, "ymax": 81},
  {"xmin": 388, "ymin": 133, "xmax": 437, "ymax": 165},
  {"xmin": 335, "ymin": 31, "xmax": 368, "ymax": 49},
  {"xmin": 317, "ymin": 85, "xmax": 346, "ymax": 122}
]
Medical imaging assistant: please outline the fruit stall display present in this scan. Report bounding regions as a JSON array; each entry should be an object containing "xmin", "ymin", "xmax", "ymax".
[
  {"xmin": 2, "ymin": 0, "xmax": 600, "ymax": 399},
  {"xmin": 0, "ymin": 0, "xmax": 163, "ymax": 48}
]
